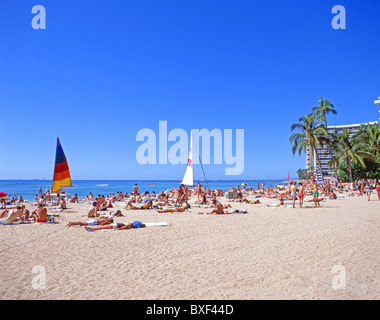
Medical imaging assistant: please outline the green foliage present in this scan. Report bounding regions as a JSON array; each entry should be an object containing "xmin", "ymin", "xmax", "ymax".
[
  {"xmin": 337, "ymin": 157, "xmax": 380, "ymax": 182},
  {"xmin": 296, "ymin": 168, "xmax": 307, "ymax": 180}
]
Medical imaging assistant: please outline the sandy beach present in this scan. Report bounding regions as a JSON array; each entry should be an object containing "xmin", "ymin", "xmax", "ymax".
[{"xmin": 1, "ymin": 192, "xmax": 379, "ymax": 300}]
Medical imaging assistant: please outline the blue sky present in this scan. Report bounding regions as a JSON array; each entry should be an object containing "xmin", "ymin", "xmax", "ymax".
[{"xmin": 0, "ymin": 0, "xmax": 379, "ymax": 180}]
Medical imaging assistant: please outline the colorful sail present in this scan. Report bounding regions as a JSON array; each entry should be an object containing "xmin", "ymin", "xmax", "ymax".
[
  {"xmin": 181, "ymin": 130, "xmax": 194, "ymax": 186},
  {"xmin": 52, "ymin": 137, "xmax": 72, "ymax": 193}
]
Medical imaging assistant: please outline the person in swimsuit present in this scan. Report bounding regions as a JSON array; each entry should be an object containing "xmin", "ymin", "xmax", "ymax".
[
  {"xmin": 0, "ymin": 206, "xmax": 23, "ymax": 224},
  {"xmin": 87, "ymin": 202, "xmax": 99, "ymax": 218},
  {"xmin": 156, "ymin": 206, "xmax": 187, "ymax": 213},
  {"xmin": 85, "ymin": 220, "xmax": 145, "ymax": 231},
  {"xmin": 31, "ymin": 203, "xmax": 48, "ymax": 223},
  {"xmin": 365, "ymin": 180, "xmax": 371, "ymax": 201},
  {"xmin": 126, "ymin": 200, "xmax": 153, "ymax": 210},
  {"xmin": 325, "ymin": 181, "xmax": 331, "ymax": 198},
  {"xmin": 297, "ymin": 183, "xmax": 304, "ymax": 208},
  {"xmin": 197, "ymin": 182, "xmax": 202, "ymax": 202},
  {"xmin": 376, "ymin": 180, "xmax": 380, "ymax": 201},
  {"xmin": 312, "ymin": 180, "xmax": 320, "ymax": 207},
  {"xmin": 203, "ymin": 200, "xmax": 224, "ymax": 214},
  {"xmin": 133, "ymin": 184, "xmax": 139, "ymax": 195},
  {"xmin": 66, "ymin": 217, "xmax": 113, "ymax": 227},
  {"xmin": 289, "ymin": 182, "xmax": 297, "ymax": 208}
]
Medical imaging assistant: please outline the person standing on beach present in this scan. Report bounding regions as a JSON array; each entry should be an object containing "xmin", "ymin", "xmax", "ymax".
[
  {"xmin": 365, "ymin": 180, "xmax": 371, "ymax": 201},
  {"xmin": 197, "ymin": 182, "xmax": 202, "ymax": 202},
  {"xmin": 133, "ymin": 184, "xmax": 139, "ymax": 196},
  {"xmin": 297, "ymin": 183, "xmax": 304, "ymax": 208},
  {"xmin": 312, "ymin": 180, "xmax": 320, "ymax": 207},
  {"xmin": 289, "ymin": 182, "xmax": 297, "ymax": 208},
  {"xmin": 325, "ymin": 180, "xmax": 331, "ymax": 198},
  {"xmin": 376, "ymin": 180, "xmax": 380, "ymax": 200},
  {"xmin": 182, "ymin": 184, "xmax": 189, "ymax": 206}
]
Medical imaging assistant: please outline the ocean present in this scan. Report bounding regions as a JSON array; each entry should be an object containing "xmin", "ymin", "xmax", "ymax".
[{"xmin": 0, "ymin": 179, "xmax": 287, "ymax": 202}]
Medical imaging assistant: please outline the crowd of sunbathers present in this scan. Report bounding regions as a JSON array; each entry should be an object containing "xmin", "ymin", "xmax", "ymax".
[
  {"xmin": 0, "ymin": 203, "xmax": 51, "ymax": 224},
  {"xmin": 2, "ymin": 178, "xmax": 379, "ymax": 226}
]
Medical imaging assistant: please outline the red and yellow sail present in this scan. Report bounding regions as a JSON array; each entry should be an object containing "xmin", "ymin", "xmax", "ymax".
[{"xmin": 52, "ymin": 137, "xmax": 72, "ymax": 193}]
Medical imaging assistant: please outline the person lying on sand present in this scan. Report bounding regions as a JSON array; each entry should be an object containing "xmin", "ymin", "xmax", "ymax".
[
  {"xmin": 306, "ymin": 197, "xmax": 325, "ymax": 203},
  {"xmin": 198, "ymin": 207, "xmax": 247, "ymax": 215},
  {"xmin": 127, "ymin": 200, "xmax": 153, "ymax": 210},
  {"xmin": 98, "ymin": 210, "xmax": 125, "ymax": 218},
  {"xmin": 31, "ymin": 203, "xmax": 48, "ymax": 223},
  {"xmin": 85, "ymin": 220, "xmax": 145, "ymax": 231},
  {"xmin": 197, "ymin": 203, "xmax": 231, "ymax": 209},
  {"xmin": 157, "ymin": 206, "xmax": 187, "ymax": 213},
  {"xmin": 66, "ymin": 217, "xmax": 113, "ymax": 227},
  {"xmin": 241, "ymin": 198, "xmax": 260, "ymax": 204},
  {"xmin": 264, "ymin": 198, "xmax": 285, "ymax": 208}
]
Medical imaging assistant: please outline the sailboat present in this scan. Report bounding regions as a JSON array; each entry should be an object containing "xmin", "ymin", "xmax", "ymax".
[
  {"xmin": 180, "ymin": 130, "xmax": 209, "ymax": 188},
  {"xmin": 51, "ymin": 137, "xmax": 72, "ymax": 194},
  {"xmin": 181, "ymin": 130, "xmax": 194, "ymax": 186}
]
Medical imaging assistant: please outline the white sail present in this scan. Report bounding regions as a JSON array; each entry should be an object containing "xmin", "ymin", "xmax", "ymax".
[{"xmin": 181, "ymin": 130, "xmax": 194, "ymax": 186}]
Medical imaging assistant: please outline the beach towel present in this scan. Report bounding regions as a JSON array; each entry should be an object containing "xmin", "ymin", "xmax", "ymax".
[
  {"xmin": 99, "ymin": 222, "xmax": 170, "ymax": 231},
  {"xmin": 0, "ymin": 221, "xmax": 31, "ymax": 225}
]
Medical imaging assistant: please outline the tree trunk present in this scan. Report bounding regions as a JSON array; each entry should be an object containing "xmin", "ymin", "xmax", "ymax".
[
  {"xmin": 348, "ymin": 158, "xmax": 353, "ymax": 183},
  {"xmin": 329, "ymin": 147, "xmax": 339, "ymax": 179}
]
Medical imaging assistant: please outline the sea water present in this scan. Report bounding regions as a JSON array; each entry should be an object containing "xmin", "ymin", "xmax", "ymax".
[{"xmin": 0, "ymin": 179, "xmax": 286, "ymax": 202}]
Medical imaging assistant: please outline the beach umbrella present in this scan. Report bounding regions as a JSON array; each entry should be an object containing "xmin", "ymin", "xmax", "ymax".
[
  {"xmin": 0, "ymin": 192, "xmax": 7, "ymax": 199},
  {"xmin": 241, "ymin": 182, "xmax": 248, "ymax": 186}
]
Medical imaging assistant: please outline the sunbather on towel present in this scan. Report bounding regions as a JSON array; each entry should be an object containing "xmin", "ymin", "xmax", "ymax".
[
  {"xmin": 31, "ymin": 203, "xmax": 48, "ymax": 223},
  {"xmin": 66, "ymin": 217, "xmax": 114, "ymax": 227},
  {"xmin": 156, "ymin": 206, "xmax": 187, "ymax": 213},
  {"xmin": 85, "ymin": 220, "xmax": 145, "ymax": 231},
  {"xmin": 200, "ymin": 200, "xmax": 225, "ymax": 214},
  {"xmin": 127, "ymin": 200, "xmax": 153, "ymax": 210}
]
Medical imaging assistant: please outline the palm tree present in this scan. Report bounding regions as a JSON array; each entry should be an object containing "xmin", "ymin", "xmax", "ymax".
[
  {"xmin": 311, "ymin": 97, "xmax": 338, "ymax": 177},
  {"xmin": 329, "ymin": 129, "xmax": 369, "ymax": 183},
  {"xmin": 319, "ymin": 131, "xmax": 339, "ymax": 178},
  {"xmin": 311, "ymin": 97, "xmax": 337, "ymax": 126},
  {"xmin": 290, "ymin": 113, "xmax": 328, "ymax": 183},
  {"xmin": 352, "ymin": 123, "xmax": 380, "ymax": 157}
]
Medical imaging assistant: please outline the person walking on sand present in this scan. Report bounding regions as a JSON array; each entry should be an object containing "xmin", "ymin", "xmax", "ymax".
[
  {"xmin": 376, "ymin": 180, "xmax": 380, "ymax": 201},
  {"xmin": 298, "ymin": 183, "xmax": 304, "ymax": 208}
]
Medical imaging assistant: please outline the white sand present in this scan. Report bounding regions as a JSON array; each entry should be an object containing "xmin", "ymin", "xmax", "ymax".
[{"xmin": 1, "ymin": 194, "xmax": 379, "ymax": 300}]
